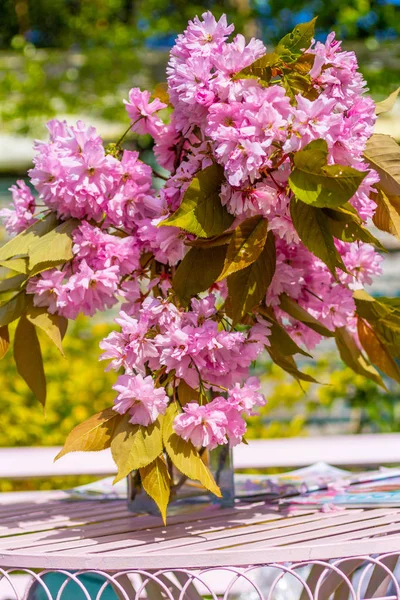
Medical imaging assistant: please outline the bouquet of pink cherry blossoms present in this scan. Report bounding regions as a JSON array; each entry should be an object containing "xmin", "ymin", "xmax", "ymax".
[{"xmin": 1, "ymin": 13, "xmax": 400, "ymax": 521}]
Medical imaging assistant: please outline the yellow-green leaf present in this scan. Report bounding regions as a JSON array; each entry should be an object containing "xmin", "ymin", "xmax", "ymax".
[
  {"xmin": 279, "ymin": 294, "xmax": 334, "ymax": 337},
  {"xmin": 364, "ymin": 134, "xmax": 400, "ymax": 197},
  {"xmin": 55, "ymin": 407, "xmax": 123, "ymax": 460},
  {"xmin": 186, "ymin": 231, "xmax": 233, "ymax": 248},
  {"xmin": 353, "ymin": 289, "xmax": 391, "ymax": 322},
  {"xmin": 357, "ymin": 318, "xmax": 400, "ymax": 383},
  {"xmin": 268, "ymin": 319, "xmax": 311, "ymax": 357},
  {"xmin": 289, "ymin": 139, "xmax": 366, "ymax": 208},
  {"xmin": 0, "ymin": 257, "xmax": 29, "ymax": 274},
  {"xmin": 267, "ymin": 344, "xmax": 317, "ymax": 383},
  {"xmin": 217, "ymin": 216, "xmax": 269, "ymax": 281},
  {"xmin": 140, "ymin": 456, "xmax": 171, "ymax": 525},
  {"xmin": 375, "ymin": 88, "xmax": 400, "ymax": 115},
  {"xmin": 163, "ymin": 403, "xmax": 221, "ymax": 498},
  {"xmin": 14, "ymin": 316, "xmax": 46, "ymax": 405},
  {"xmin": 178, "ymin": 380, "xmax": 199, "ymax": 406},
  {"xmin": 0, "ymin": 213, "xmax": 58, "ymax": 262},
  {"xmin": 228, "ymin": 231, "xmax": 276, "ymax": 324},
  {"xmin": 0, "ymin": 325, "xmax": 10, "ymax": 359},
  {"xmin": 324, "ymin": 207, "xmax": 386, "ymax": 251},
  {"xmin": 172, "ymin": 245, "xmax": 226, "ymax": 305},
  {"xmin": 111, "ymin": 415, "xmax": 163, "ymax": 484},
  {"xmin": 335, "ymin": 326, "xmax": 386, "ymax": 389},
  {"xmin": 0, "ymin": 292, "xmax": 27, "ymax": 327},
  {"xmin": 276, "ymin": 17, "xmax": 317, "ymax": 62},
  {"xmin": 28, "ymin": 218, "xmax": 79, "ymax": 272},
  {"xmin": 372, "ymin": 188, "xmax": 400, "ymax": 240},
  {"xmin": 26, "ymin": 304, "xmax": 68, "ymax": 355},
  {"xmin": 281, "ymin": 71, "xmax": 318, "ymax": 104},
  {"xmin": 159, "ymin": 165, "xmax": 234, "ymax": 238},
  {"xmin": 290, "ymin": 198, "xmax": 346, "ymax": 275},
  {"xmin": 0, "ymin": 273, "xmax": 26, "ymax": 294}
]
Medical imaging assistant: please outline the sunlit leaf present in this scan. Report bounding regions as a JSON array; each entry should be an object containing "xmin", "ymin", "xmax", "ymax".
[
  {"xmin": 276, "ymin": 17, "xmax": 318, "ymax": 62},
  {"xmin": 281, "ymin": 71, "xmax": 318, "ymax": 103},
  {"xmin": 0, "ymin": 325, "xmax": 10, "ymax": 360},
  {"xmin": 14, "ymin": 316, "xmax": 46, "ymax": 406},
  {"xmin": 26, "ymin": 303, "xmax": 68, "ymax": 355},
  {"xmin": 162, "ymin": 403, "xmax": 221, "ymax": 498},
  {"xmin": 289, "ymin": 139, "xmax": 367, "ymax": 208},
  {"xmin": 290, "ymin": 198, "xmax": 346, "ymax": 275},
  {"xmin": 28, "ymin": 218, "xmax": 79, "ymax": 273},
  {"xmin": 111, "ymin": 415, "xmax": 163, "ymax": 484},
  {"xmin": 357, "ymin": 318, "xmax": 400, "ymax": 383},
  {"xmin": 0, "ymin": 258, "xmax": 29, "ymax": 274},
  {"xmin": 159, "ymin": 165, "xmax": 233, "ymax": 238},
  {"xmin": 172, "ymin": 245, "xmax": 226, "ymax": 305},
  {"xmin": 217, "ymin": 216, "xmax": 269, "ymax": 281},
  {"xmin": 335, "ymin": 326, "xmax": 386, "ymax": 389},
  {"xmin": 375, "ymin": 88, "xmax": 400, "ymax": 115},
  {"xmin": 0, "ymin": 213, "xmax": 58, "ymax": 262},
  {"xmin": 364, "ymin": 134, "xmax": 400, "ymax": 196},
  {"xmin": 55, "ymin": 407, "xmax": 123, "ymax": 459},
  {"xmin": 372, "ymin": 188, "xmax": 400, "ymax": 240},
  {"xmin": 140, "ymin": 456, "xmax": 171, "ymax": 525},
  {"xmin": 228, "ymin": 231, "xmax": 276, "ymax": 324}
]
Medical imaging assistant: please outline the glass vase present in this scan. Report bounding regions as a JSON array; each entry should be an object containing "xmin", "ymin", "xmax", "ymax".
[{"xmin": 127, "ymin": 445, "xmax": 235, "ymax": 515}]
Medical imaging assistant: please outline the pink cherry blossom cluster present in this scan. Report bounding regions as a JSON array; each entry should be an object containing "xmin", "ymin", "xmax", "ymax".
[{"xmin": 1, "ymin": 12, "xmax": 385, "ymax": 450}]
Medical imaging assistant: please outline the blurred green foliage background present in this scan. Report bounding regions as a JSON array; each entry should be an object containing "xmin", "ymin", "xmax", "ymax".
[{"xmin": 1, "ymin": 0, "xmax": 400, "ymax": 135}]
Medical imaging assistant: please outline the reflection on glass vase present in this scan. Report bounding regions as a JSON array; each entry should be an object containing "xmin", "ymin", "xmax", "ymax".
[{"xmin": 127, "ymin": 445, "xmax": 235, "ymax": 515}]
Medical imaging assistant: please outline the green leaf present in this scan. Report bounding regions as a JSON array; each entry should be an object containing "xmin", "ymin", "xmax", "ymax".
[
  {"xmin": 186, "ymin": 231, "xmax": 233, "ymax": 248},
  {"xmin": 353, "ymin": 289, "xmax": 392, "ymax": 322},
  {"xmin": 26, "ymin": 303, "xmax": 68, "ymax": 355},
  {"xmin": 276, "ymin": 17, "xmax": 317, "ymax": 62},
  {"xmin": 162, "ymin": 403, "xmax": 221, "ymax": 498},
  {"xmin": 290, "ymin": 198, "xmax": 346, "ymax": 275},
  {"xmin": 178, "ymin": 380, "xmax": 199, "ymax": 406},
  {"xmin": 159, "ymin": 165, "xmax": 234, "ymax": 238},
  {"xmin": 266, "ymin": 317, "xmax": 311, "ymax": 357},
  {"xmin": 291, "ymin": 53, "xmax": 316, "ymax": 74},
  {"xmin": 217, "ymin": 216, "xmax": 269, "ymax": 281},
  {"xmin": 0, "ymin": 292, "xmax": 27, "ymax": 327},
  {"xmin": 267, "ymin": 344, "xmax": 317, "ymax": 383},
  {"xmin": 335, "ymin": 326, "xmax": 386, "ymax": 389},
  {"xmin": 228, "ymin": 231, "xmax": 276, "ymax": 324},
  {"xmin": 372, "ymin": 188, "xmax": 400, "ymax": 241},
  {"xmin": 140, "ymin": 456, "xmax": 171, "ymax": 525},
  {"xmin": 364, "ymin": 134, "xmax": 400, "ymax": 197},
  {"xmin": 289, "ymin": 139, "xmax": 367, "ymax": 208},
  {"xmin": 235, "ymin": 51, "xmax": 279, "ymax": 82},
  {"xmin": 357, "ymin": 317, "xmax": 400, "ymax": 384},
  {"xmin": 324, "ymin": 207, "xmax": 386, "ymax": 251},
  {"xmin": 111, "ymin": 415, "xmax": 163, "ymax": 484},
  {"xmin": 0, "ymin": 258, "xmax": 29, "ymax": 274},
  {"xmin": 14, "ymin": 316, "xmax": 46, "ymax": 406},
  {"xmin": 375, "ymin": 88, "xmax": 400, "ymax": 115},
  {"xmin": 172, "ymin": 245, "xmax": 227, "ymax": 305},
  {"xmin": 55, "ymin": 407, "xmax": 123, "ymax": 460},
  {"xmin": 279, "ymin": 294, "xmax": 335, "ymax": 337},
  {"xmin": 28, "ymin": 218, "xmax": 79, "ymax": 273},
  {"xmin": 0, "ymin": 325, "xmax": 10, "ymax": 360},
  {"xmin": 0, "ymin": 213, "xmax": 58, "ymax": 262},
  {"xmin": 281, "ymin": 71, "xmax": 318, "ymax": 104},
  {"xmin": 0, "ymin": 274, "xmax": 26, "ymax": 294}
]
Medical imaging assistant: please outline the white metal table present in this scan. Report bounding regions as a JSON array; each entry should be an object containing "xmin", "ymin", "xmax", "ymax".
[{"xmin": 0, "ymin": 490, "xmax": 400, "ymax": 599}]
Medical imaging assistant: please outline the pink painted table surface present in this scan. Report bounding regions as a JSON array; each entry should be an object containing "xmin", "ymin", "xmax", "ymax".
[
  {"xmin": 0, "ymin": 490, "xmax": 399, "ymax": 571},
  {"xmin": 2, "ymin": 491, "xmax": 400, "ymax": 598}
]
